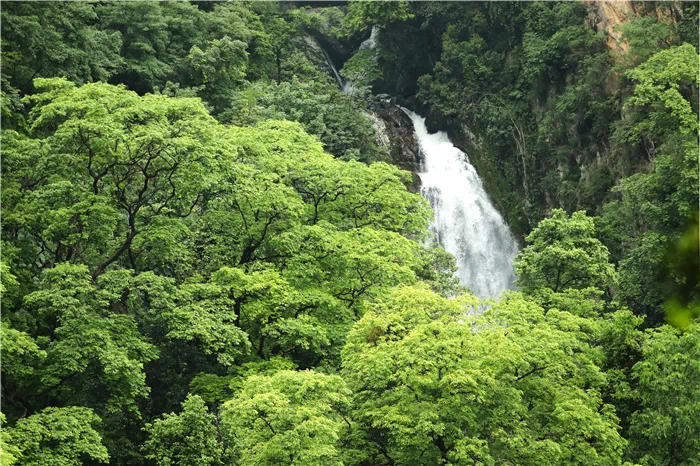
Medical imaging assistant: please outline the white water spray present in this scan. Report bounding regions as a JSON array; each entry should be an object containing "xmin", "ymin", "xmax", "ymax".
[{"xmin": 404, "ymin": 110, "xmax": 519, "ymax": 298}]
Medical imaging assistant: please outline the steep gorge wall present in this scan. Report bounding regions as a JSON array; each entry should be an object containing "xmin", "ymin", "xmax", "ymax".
[{"xmin": 585, "ymin": 0, "xmax": 682, "ymax": 53}]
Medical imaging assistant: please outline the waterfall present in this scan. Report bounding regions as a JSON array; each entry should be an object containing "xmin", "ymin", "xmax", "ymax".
[
  {"xmin": 317, "ymin": 32, "xmax": 519, "ymax": 298},
  {"xmin": 320, "ymin": 46, "xmax": 344, "ymax": 89},
  {"xmin": 404, "ymin": 109, "xmax": 519, "ymax": 298}
]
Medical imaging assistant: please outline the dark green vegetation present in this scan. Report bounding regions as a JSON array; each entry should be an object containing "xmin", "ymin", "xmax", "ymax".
[{"xmin": 1, "ymin": 2, "xmax": 698, "ymax": 466}]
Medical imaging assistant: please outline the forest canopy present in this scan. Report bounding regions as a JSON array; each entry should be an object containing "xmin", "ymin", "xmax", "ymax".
[{"xmin": 1, "ymin": 1, "xmax": 698, "ymax": 466}]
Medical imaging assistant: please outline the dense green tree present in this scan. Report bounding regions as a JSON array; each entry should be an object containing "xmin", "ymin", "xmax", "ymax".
[
  {"xmin": 628, "ymin": 324, "xmax": 700, "ymax": 465},
  {"xmin": 515, "ymin": 209, "xmax": 616, "ymax": 295},
  {"xmin": 95, "ymin": 1, "xmax": 205, "ymax": 94},
  {"xmin": 1, "ymin": 263, "xmax": 159, "ymax": 463},
  {"xmin": 0, "ymin": 415, "xmax": 20, "ymax": 466},
  {"xmin": 342, "ymin": 286, "xmax": 627, "ymax": 465},
  {"xmin": 184, "ymin": 36, "xmax": 248, "ymax": 116},
  {"xmin": 624, "ymin": 43, "xmax": 698, "ymax": 142},
  {"xmin": 597, "ymin": 309, "xmax": 647, "ymax": 436},
  {"xmin": 143, "ymin": 394, "xmax": 223, "ymax": 466},
  {"xmin": 618, "ymin": 16, "xmax": 674, "ymax": 66},
  {"xmin": 4, "ymin": 264, "xmax": 158, "ymax": 415},
  {"xmin": 1, "ymin": 76, "xmax": 433, "ymax": 463},
  {"xmin": 2, "ymin": 3, "xmax": 698, "ymax": 464},
  {"xmin": 0, "ymin": 0, "xmax": 389, "ymax": 157},
  {"xmin": 342, "ymin": 1, "xmax": 413, "ymax": 34},
  {"xmin": 0, "ymin": 323, "xmax": 46, "ymax": 417},
  {"xmin": 222, "ymin": 370, "xmax": 351, "ymax": 466},
  {"xmin": 2, "ymin": 78, "xmax": 219, "ymax": 284},
  {"xmin": 246, "ymin": 3, "xmax": 323, "ymax": 85},
  {"xmin": 230, "ymin": 79, "xmax": 386, "ymax": 161},
  {"xmin": 6, "ymin": 406, "xmax": 109, "ymax": 466}
]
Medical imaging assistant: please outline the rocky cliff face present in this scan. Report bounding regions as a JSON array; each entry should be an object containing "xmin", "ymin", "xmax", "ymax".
[
  {"xmin": 372, "ymin": 102, "xmax": 420, "ymax": 171},
  {"xmin": 584, "ymin": 0, "xmax": 635, "ymax": 53},
  {"xmin": 370, "ymin": 101, "xmax": 422, "ymax": 191}
]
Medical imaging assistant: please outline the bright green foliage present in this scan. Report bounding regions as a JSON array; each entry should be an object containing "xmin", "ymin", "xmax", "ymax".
[
  {"xmin": 165, "ymin": 278, "xmax": 252, "ymax": 367},
  {"xmin": 0, "ymin": 1, "xmax": 367, "ymax": 125},
  {"xmin": 628, "ymin": 324, "xmax": 700, "ymax": 465},
  {"xmin": 0, "ymin": 264, "xmax": 158, "ymax": 465},
  {"xmin": 515, "ymin": 209, "xmax": 616, "ymax": 294},
  {"xmin": 222, "ymin": 370, "xmax": 351, "ymax": 466},
  {"xmin": 0, "ymin": 414, "xmax": 20, "ymax": 466},
  {"xmin": 7, "ymin": 407, "xmax": 109, "ymax": 466},
  {"xmin": 342, "ymin": 286, "xmax": 626, "ymax": 465},
  {"xmin": 0, "ymin": 262, "xmax": 19, "ymax": 301},
  {"xmin": 0, "ymin": 78, "xmax": 26, "ymax": 132},
  {"xmin": 528, "ymin": 287, "xmax": 608, "ymax": 319},
  {"xmin": 625, "ymin": 43, "xmax": 699, "ymax": 140},
  {"xmin": 189, "ymin": 357, "xmax": 299, "ymax": 406},
  {"xmin": 1, "ymin": 77, "xmax": 430, "ymax": 463},
  {"xmin": 2, "ymin": 78, "xmax": 219, "ymax": 283},
  {"xmin": 143, "ymin": 394, "xmax": 223, "ymax": 466},
  {"xmin": 14, "ymin": 264, "xmax": 158, "ymax": 416},
  {"xmin": 0, "ymin": 0, "xmax": 389, "ymax": 157}
]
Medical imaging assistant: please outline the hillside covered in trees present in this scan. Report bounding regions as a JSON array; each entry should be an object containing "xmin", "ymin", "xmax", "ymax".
[{"xmin": 1, "ymin": 2, "xmax": 698, "ymax": 466}]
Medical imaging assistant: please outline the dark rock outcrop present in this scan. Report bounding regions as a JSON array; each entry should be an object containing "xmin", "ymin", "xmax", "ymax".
[{"xmin": 371, "ymin": 99, "xmax": 422, "ymax": 191}]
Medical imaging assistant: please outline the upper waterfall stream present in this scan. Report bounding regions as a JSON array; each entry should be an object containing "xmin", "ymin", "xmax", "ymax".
[{"xmin": 405, "ymin": 110, "xmax": 519, "ymax": 298}]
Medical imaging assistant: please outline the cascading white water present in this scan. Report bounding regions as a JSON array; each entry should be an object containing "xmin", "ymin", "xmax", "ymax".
[
  {"xmin": 404, "ymin": 110, "xmax": 519, "ymax": 298},
  {"xmin": 359, "ymin": 26, "xmax": 379, "ymax": 51}
]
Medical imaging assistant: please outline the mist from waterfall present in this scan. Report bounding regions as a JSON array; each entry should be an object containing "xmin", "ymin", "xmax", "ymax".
[{"xmin": 404, "ymin": 110, "xmax": 519, "ymax": 298}]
